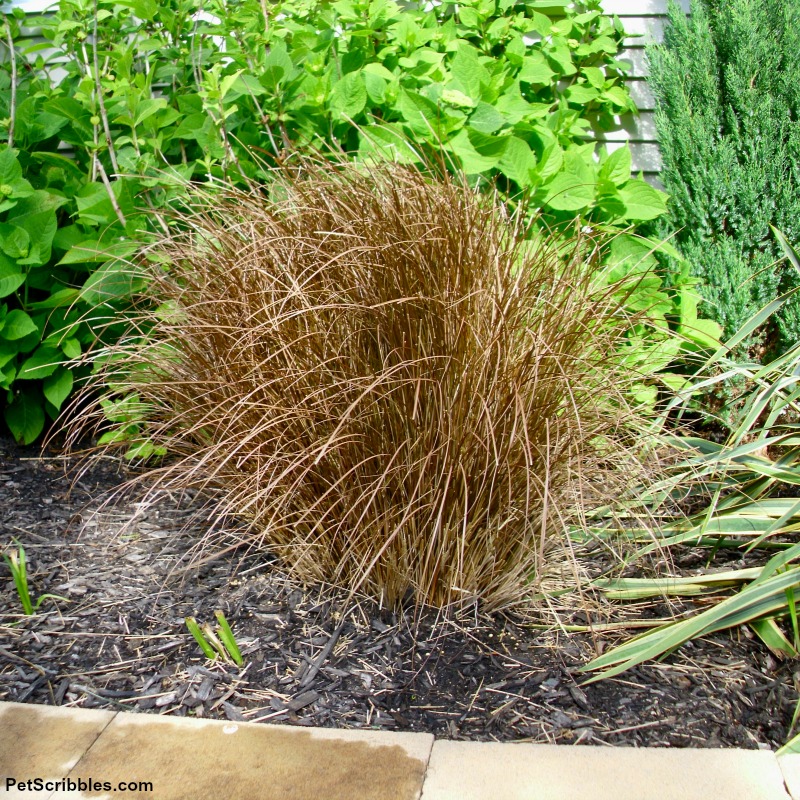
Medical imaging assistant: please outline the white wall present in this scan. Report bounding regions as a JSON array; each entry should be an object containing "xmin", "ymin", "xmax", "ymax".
[
  {"xmin": 598, "ymin": 0, "xmax": 690, "ymax": 179},
  {"xmin": 3, "ymin": 0, "xmax": 53, "ymax": 11}
]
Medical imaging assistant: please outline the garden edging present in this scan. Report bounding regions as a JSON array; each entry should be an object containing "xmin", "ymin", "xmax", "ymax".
[{"xmin": 0, "ymin": 700, "xmax": 796, "ymax": 800}]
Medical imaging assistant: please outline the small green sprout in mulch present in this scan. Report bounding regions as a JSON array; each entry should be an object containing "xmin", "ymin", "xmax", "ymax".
[
  {"xmin": 2, "ymin": 541, "xmax": 68, "ymax": 617},
  {"xmin": 185, "ymin": 611, "xmax": 244, "ymax": 667}
]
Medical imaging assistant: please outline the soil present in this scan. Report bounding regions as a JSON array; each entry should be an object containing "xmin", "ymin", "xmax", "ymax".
[{"xmin": 1, "ymin": 436, "xmax": 797, "ymax": 749}]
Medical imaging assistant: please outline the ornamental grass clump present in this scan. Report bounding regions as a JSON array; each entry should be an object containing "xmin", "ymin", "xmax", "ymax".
[{"xmin": 76, "ymin": 159, "xmax": 651, "ymax": 610}]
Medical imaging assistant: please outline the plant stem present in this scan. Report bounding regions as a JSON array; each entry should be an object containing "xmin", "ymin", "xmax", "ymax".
[
  {"xmin": 259, "ymin": 0, "xmax": 269, "ymax": 36},
  {"xmin": 95, "ymin": 157, "xmax": 127, "ymax": 227},
  {"xmin": 3, "ymin": 16, "xmax": 17, "ymax": 148},
  {"xmin": 90, "ymin": 0, "xmax": 120, "ymax": 175}
]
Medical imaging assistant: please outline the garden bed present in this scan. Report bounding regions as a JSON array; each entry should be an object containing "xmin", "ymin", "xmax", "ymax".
[{"xmin": 0, "ymin": 437, "xmax": 795, "ymax": 749}]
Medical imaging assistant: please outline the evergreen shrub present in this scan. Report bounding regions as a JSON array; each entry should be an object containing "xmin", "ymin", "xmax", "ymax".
[{"xmin": 648, "ymin": 0, "xmax": 800, "ymax": 356}]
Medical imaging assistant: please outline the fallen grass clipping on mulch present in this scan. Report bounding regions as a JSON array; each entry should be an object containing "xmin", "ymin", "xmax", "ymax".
[{"xmin": 68, "ymin": 158, "xmax": 661, "ymax": 611}]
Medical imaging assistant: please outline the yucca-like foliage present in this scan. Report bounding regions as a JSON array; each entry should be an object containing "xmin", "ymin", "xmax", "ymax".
[
  {"xmin": 582, "ymin": 236, "xmax": 800, "ymax": 728},
  {"xmin": 76, "ymin": 160, "xmax": 652, "ymax": 609}
]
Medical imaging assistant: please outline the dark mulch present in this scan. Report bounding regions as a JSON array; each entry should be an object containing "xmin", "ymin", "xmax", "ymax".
[{"xmin": 1, "ymin": 437, "xmax": 796, "ymax": 749}]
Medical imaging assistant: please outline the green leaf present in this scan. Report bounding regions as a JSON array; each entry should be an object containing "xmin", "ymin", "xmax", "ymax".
[
  {"xmin": 114, "ymin": 0, "xmax": 157, "ymax": 20},
  {"xmin": 359, "ymin": 125, "xmax": 420, "ymax": 165},
  {"xmin": 0, "ymin": 147, "xmax": 33, "ymax": 198},
  {"xmin": 681, "ymin": 318, "xmax": 723, "ymax": 349},
  {"xmin": 592, "ymin": 569, "xmax": 759, "ymax": 599},
  {"xmin": 581, "ymin": 568, "xmax": 800, "ymax": 684},
  {"xmin": 173, "ymin": 112, "xmax": 207, "ymax": 141},
  {"xmin": 75, "ymin": 182, "xmax": 131, "ymax": 228},
  {"xmin": 528, "ymin": 1, "xmax": 571, "ymax": 8},
  {"xmin": 706, "ymin": 296, "xmax": 790, "ymax": 366},
  {"xmin": 618, "ymin": 179, "xmax": 667, "ymax": 221},
  {"xmin": 234, "ymin": 73, "xmax": 267, "ymax": 99},
  {"xmin": 60, "ymin": 337, "xmax": 81, "ymax": 359},
  {"xmin": 0, "ymin": 363, "xmax": 15, "ymax": 392},
  {"xmin": 544, "ymin": 172, "xmax": 594, "ymax": 212},
  {"xmin": 497, "ymin": 137, "xmax": 536, "ymax": 187},
  {"xmin": 565, "ymin": 84, "xmax": 599, "ymax": 104},
  {"xmin": 362, "ymin": 63, "xmax": 395, "ymax": 81},
  {"xmin": 215, "ymin": 610, "xmax": 243, "ymax": 666},
  {"xmin": 582, "ymin": 66, "xmax": 606, "ymax": 89},
  {"xmin": 0, "ymin": 338, "xmax": 18, "ymax": 369},
  {"xmin": 457, "ymin": 6, "xmax": 480, "ymax": 28},
  {"xmin": 546, "ymin": 45, "xmax": 576, "ymax": 77},
  {"xmin": 5, "ymin": 386, "xmax": 45, "ymax": 445},
  {"xmin": 17, "ymin": 345, "xmax": 61, "ymax": 380},
  {"xmin": 534, "ymin": 142, "xmax": 564, "ymax": 183},
  {"xmin": 397, "ymin": 90, "xmax": 441, "ymax": 137},
  {"xmin": 29, "ymin": 153, "xmax": 79, "ymax": 179},
  {"xmin": 504, "ymin": 36, "xmax": 526, "ymax": 67},
  {"xmin": 185, "ymin": 616, "xmax": 219, "ymax": 661},
  {"xmin": 120, "ymin": 98, "xmax": 169, "ymax": 129},
  {"xmin": 602, "ymin": 85, "xmax": 632, "ymax": 109},
  {"xmin": 447, "ymin": 129, "xmax": 508, "ymax": 174},
  {"xmin": 100, "ymin": 393, "xmax": 146, "ymax": 425},
  {"xmin": 628, "ymin": 336, "xmax": 683, "ymax": 373},
  {"xmin": 449, "ymin": 42, "xmax": 489, "ymax": 100},
  {"xmin": 44, "ymin": 97, "xmax": 93, "ymax": 140},
  {"xmin": 329, "ymin": 71, "xmax": 368, "ymax": 120},
  {"xmin": 124, "ymin": 438, "xmax": 166, "ymax": 460},
  {"xmin": 772, "ymin": 225, "xmax": 800, "ymax": 276},
  {"xmin": 80, "ymin": 261, "xmax": 147, "ymax": 305},
  {"xmin": 599, "ymin": 147, "xmax": 632, "ymax": 187},
  {"xmin": 1, "ymin": 310, "xmax": 38, "ymax": 341},
  {"xmin": 468, "ymin": 102, "xmax": 504, "ymax": 134},
  {"xmin": 42, "ymin": 366, "xmax": 74, "ymax": 411},
  {"xmin": 26, "ymin": 288, "xmax": 81, "ymax": 311},
  {"xmin": 631, "ymin": 384, "xmax": 658, "ymax": 407},
  {"xmin": 97, "ymin": 424, "xmax": 140, "ymax": 446},
  {"xmin": 494, "ymin": 82, "xmax": 535, "ymax": 124},
  {"xmin": 0, "ymin": 255, "xmax": 25, "ymax": 298},
  {"xmin": 363, "ymin": 70, "xmax": 389, "ymax": 104},
  {"xmin": 58, "ymin": 239, "xmax": 138, "ymax": 266},
  {"xmin": 6, "ymin": 191, "xmax": 62, "ymax": 266},
  {"xmin": 0, "ymin": 223, "xmax": 30, "ymax": 259},
  {"xmin": 778, "ymin": 731, "xmax": 800, "ymax": 757},
  {"xmin": 219, "ymin": 70, "xmax": 245, "ymax": 102},
  {"xmin": 607, "ymin": 235, "xmax": 659, "ymax": 281},
  {"xmin": 441, "ymin": 88, "xmax": 475, "ymax": 109},
  {"xmin": 750, "ymin": 618, "xmax": 798, "ymax": 658},
  {"xmin": 0, "ymin": 147, "xmax": 22, "ymax": 184},
  {"xmin": 76, "ymin": 183, "xmax": 114, "ymax": 226},
  {"xmin": 261, "ymin": 41, "xmax": 296, "ymax": 90},
  {"xmin": 519, "ymin": 53, "xmax": 554, "ymax": 85}
]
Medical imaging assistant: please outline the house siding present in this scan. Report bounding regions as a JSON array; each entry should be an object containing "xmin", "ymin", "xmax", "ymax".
[{"xmin": 599, "ymin": 0, "xmax": 690, "ymax": 178}]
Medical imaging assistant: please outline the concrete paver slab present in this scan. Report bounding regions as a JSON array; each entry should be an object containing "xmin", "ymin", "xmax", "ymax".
[
  {"xmin": 420, "ymin": 741, "xmax": 790, "ymax": 800},
  {"xmin": 61, "ymin": 708, "xmax": 433, "ymax": 800},
  {"xmin": 0, "ymin": 702, "xmax": 116, "ymax": 800},
  {"xmin": 779, "ymin": 755, "xmax": 800, "ymax": 800},
  {"xmin": 1, "ymin": 701, "xmax": 792, "ymax": 800}
]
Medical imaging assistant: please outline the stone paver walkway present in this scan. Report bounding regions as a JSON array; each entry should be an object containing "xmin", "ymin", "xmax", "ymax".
[{"xmin": 1, "ymin": 701, "xmax": 797, "ymax": 799}]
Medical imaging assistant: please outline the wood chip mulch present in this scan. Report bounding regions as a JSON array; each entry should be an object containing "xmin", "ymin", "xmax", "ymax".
[{"xmin": 1, "ymin": 438, "xmax": 797, "ymax": 749}]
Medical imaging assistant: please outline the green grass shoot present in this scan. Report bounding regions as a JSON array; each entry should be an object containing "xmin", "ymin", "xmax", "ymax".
[
  {"xmin": 185, "ymin": 616, "xmax": 218, "ymax": 661},
  {"xmin": 2, "ymin": 542, "xmax": 68, "ymax": 615},
  {"xmin": 214, "ymin": 610, "xmax": 243, "ymax": 666},
  {"xmin": 185, "ymin": 613, "xmax": 243, "ymax": 666}
]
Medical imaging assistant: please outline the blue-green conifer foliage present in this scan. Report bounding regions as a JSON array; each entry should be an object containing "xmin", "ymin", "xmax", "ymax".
[{"xmin": 648, "ymin": 0, "xmax": 800, "ymax": 354}]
